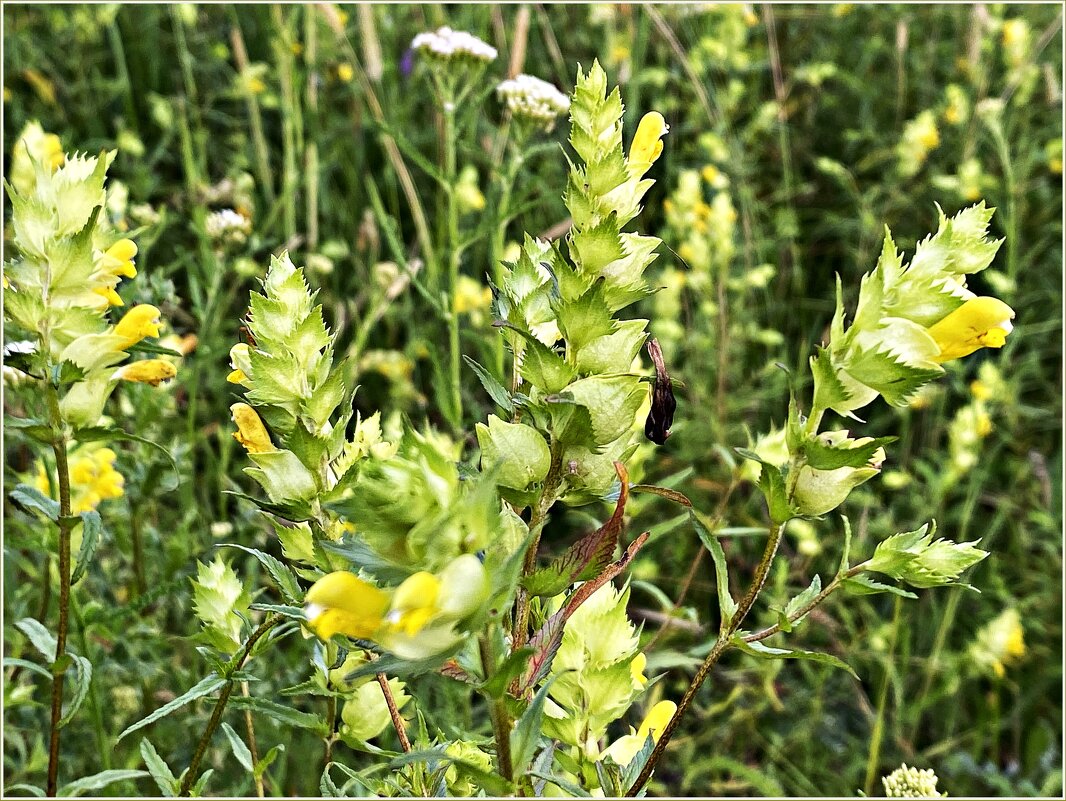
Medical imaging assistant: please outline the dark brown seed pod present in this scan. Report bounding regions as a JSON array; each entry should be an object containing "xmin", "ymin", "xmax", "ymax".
[{"xmin": 644, "ymin": 337, "xmax": 675, "ymax": 445}]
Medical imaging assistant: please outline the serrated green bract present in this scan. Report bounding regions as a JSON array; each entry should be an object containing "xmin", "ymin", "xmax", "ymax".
[{"xmin": 476, "ymin": 416, "xmax": 551, "ymax": 491}]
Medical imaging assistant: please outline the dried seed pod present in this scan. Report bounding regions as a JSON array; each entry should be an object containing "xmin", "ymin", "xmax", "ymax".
[{"xmin": 644, "ymin": 338, "xmax": 675, "ymax": 445}]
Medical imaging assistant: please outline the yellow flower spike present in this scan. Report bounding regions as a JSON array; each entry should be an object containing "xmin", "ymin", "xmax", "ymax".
[
  {"xmin": 927, "ymin": 296, "xmax": 1016, "ymax": 363},
  {"xmin": 304, "ymin": 571, "xmax": 390, "ymax": 641},
  {"xmin": 337, "ymin": 62, "xmax": 354, "ymax": 82},
  {"xmin": 388, "ymin": 571, "xmax": 442, "ymax": 636},
  {"xmin": 34, "ymin": 463, "xmax": 51, "ymax": 495},
  {"xmin": 628, "ymin": 111, "xmax": 669, "ymax": 178},
  {"xmin": 114, "ymin": 304, "xmax": 162, "ymax": 349},
  {"xmin": 101, "ymin": 239, "xmax": 138, "ymax": 278},
  {"xmin": 227, "ymin": 343, "xmax": 252, "ymax": 384},
  {"xmin": 635, "ymin": 700, "xmax": 677, "ymax": 743},
  {"xmin": 113, "ymin": 359, "xmax": 177, "ymax": 386},
  {"xmin": 230, "ymin": 402, "xmax": 275, "ymax": 453},
  {"xmin": 629, "ymin": 652, "xmax": 648, "ymax": 687}
]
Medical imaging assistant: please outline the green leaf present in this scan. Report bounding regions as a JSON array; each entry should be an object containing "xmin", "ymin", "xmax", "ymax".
[
  {"xmin": 117, "ymin": 674, "xmax": 226, "ymax": 741},
  {"xmin": 841, "ymin": 574, "xmax": 918, "ymax": 598},
  {"xmin": 9, "ymin": 484, "xmax": 59, "ymax": 521},
  {"xmin": 480, "ymin": 647, "xmax": 534, "ymax": 699},
  {"xmin": 3, "ymin": 657, "xmax": 51, "ymax": 679},
  {"xmin": 802, "ymin": 433, "xmax": 896, "ymax": 470},
  {"xmin": 4, "ymin": 415, "xmax": 54, "ymax": 445},
  {"xmin": 510, "ymin": 677, "xmax": 557, "ymax": 778},
  {"xmin": 810, "ymin": 347, "xmax": 851, "ymax": 416},
  {"xmin": 227, "ymin": 695, "xmax": 328, "ymax": 734},
  {"xmin": 503, "ymin": 324, "xmax": 576, "ymax": 393},
  {"xmin": 73, "ymin": 426, "xmax": 179, "ymax": 491},
  {"xmin": 139, "ymin": 738, "xmax": 178, "ymax": 797},
  {"xmin": 70, "ymin": 510, "xmax": 102, "ymax": 585},
  {"xmin": 464, "ymin": 355, "xmax": 514, "ymax": 414},
  {"xmin": 553, "ymin": 280, "xmax": 615, "ymax": 351},
  {"xmin": 221, "ymin": 544, "xmax": 303, "ymax": 605},
  {"xmin": 254, "ymin": 744, "xmax": 285, "ymax": 780},
  {"xmin": 731, "ymin": 638, "xmax": 858, "ymax": 679},
  {"xmin": 782, "ymin": 575, "xmax": 822, "ymax": 629},
  {"xmin": 692, "ymin": 512, "xmax": 738, "ymax": 629},
  {"xmin": 221, "ymin": 722, "xmax": 254, "ymax": 772},
  {"xmin": 476, "ymin": 416, "xmax": 551, "ymax": 491},
  {"xmin": 837, "ymin": 516, "xmax": 853, "ymax": 577},
  {"xmin": 318, "ymin": 536, "xmax": 414, "ymax": 584},
  {"xmin": 58, "ymin": 654, "xmax": 92, "ymax": 728},
  {"xmin": 15, "ymin": 618, "xmax": 57, "ymax": 662},
  {"xmin": 58, "ymin": 770, "xmax": 148, "ymax": 797}
]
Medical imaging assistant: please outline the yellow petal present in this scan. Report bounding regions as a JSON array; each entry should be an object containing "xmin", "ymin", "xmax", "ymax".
[
  {"xmin": 927, "ymin": 296, "xmax": 1015, "ymax": 363},
  {"xmin": 227, "ymin": 369, "xmax": 247, "ymax": 384},
  {"xmin": 113, "ymin": 359, "xmax": 177, "ymax": 386},
  {"xmin": 305, "ymin": 571, "xmax": 390, "ymax": 640},
  {"xmin": 630, "ymin": 653, "xmax": 648, "ymax": 687},
  {"xmin": 93, "ymin": 285, "xmax": 125, "ymax": 307},
  {"xmin": 389, "ymin": 571, "xmax": 441, "ymax": 635},
  {"xmin": 114, "ymin": 304, "xmax": 162, "ymax": 348},
  {"xmin": 102, "ymin": 239, "xmax": 138, "ymax": 278},
  {"xmin": 229, "ymin": 402, "xmax": 274, "ymax": 453},
  {"xmin": 635, "ymin": 700, "xmax": 677, "ymax": 743},
  {"xmin": 628, "ymin": 111, "xmax": 669, "ymax": 177}
]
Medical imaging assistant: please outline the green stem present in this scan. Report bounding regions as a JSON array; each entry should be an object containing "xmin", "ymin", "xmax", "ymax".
[
  {"xmin": 863, "ymin": 594, "xmax": 903, "ymax": 796},
  {"xmin": 443, "ymin": 101, "xmax": 463, "ymax": 430},
  {"xmin": 179, "ymin": 615, "xmax": 280, "ymax": 797},
  {"xmin": 491, "ymin": 147, "xmax": 525, "ymax": 377},
  {"xmin": 45, "ymin": 433, "xmax": 73, "ymax": 797},
  {"xmin": 478, "ymin": 635, "xmax": 514, "ymax": 783},
  {"xmin": 626, "ymin": 521, "xmax": 786, "ymax": 796}
]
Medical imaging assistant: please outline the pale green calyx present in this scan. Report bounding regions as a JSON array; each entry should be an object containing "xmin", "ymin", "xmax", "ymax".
[
  {"xmin": 191, "ymin": 556, "xmax": 251, "ymax": 653},
  {"xmin": 866, "ymin": 522, "xmax": 988, "ymax": 588}
]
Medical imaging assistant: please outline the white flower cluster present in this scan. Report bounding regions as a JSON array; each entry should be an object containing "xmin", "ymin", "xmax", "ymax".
[
  {"xmin": 882, "ymin": 764, "xmax": 946, "ymax": 798},
  {"xmin": 496, "ymin": 74, "xmax": 570, "ymax": 130},
  {"xmin": 410, "ymin": 26, "xmax": 497, "ymax": 63},
  {"xmin": 205, "ymin": 208, "xmax": 251, "ymax": 246}
]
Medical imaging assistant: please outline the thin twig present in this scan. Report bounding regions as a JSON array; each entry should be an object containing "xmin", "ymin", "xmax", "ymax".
[
  {"xmin": 627, "ymin": 521, "xmax": 786, "ymax": 796},
  {"xmin": 240, "ymin": 681, "xmax": 264, "ymax": 797},
  {"xmin": 179, "ymin": 616, "xmax": 281, "ymax": 797},
  {"xmin": 376, "ymin": 673, "xmax": 411, "ymax": 753}
]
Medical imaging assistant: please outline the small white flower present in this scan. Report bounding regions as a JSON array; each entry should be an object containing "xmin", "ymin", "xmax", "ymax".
[
  {"xmin": 496, "ymin": 74, "xmax": 570, "ymax": 130},
  {"xmin": 410, "ymin": 26, "xmax": 497, "ymax": 64},
  {"xmin": 204, "ymin": 208, "xmax": 252, "ymax": 246}
]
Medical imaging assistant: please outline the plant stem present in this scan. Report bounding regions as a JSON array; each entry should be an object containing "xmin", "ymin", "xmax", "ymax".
[
  {"xmin": 45, "ymin": 434, "xmax": 73, "ymax": 797},
  {"xmin": 626, "ymin": 520, "xmax": 786, "ymax": 796},
  {"xmin": 478, "ymin": 635, "xmax": 514, "ymax": 783},
  {"xmin": 240, "ymin": 681, "xmax": 264, "ymax": 797},
  {"xmin": 71, "ymin": 598, "xmax": 111, "ymax": 773},
  {"xmin": 443, "ymin": 101, "xmax": 464, "ymax": 430},
  {"xmin": 229, "ymin": 19, "xmax": 275, "ymax": 205},
  {"xmin": 863, "ymin": 594, "xmax": 903, "ymax": 796},
  {"xmin": 375, "ymin": 673, "xmax": 411, "ymax": 753},
  {"xmin": 179, "ymin": 616, "xmax": 280, "ymax": 797}
]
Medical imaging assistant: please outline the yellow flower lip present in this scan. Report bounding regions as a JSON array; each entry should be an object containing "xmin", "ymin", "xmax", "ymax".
[
  {"xmin": 101, "ymin": 238, "xmax": 138, "ymax": 278},
  {"xmin": 304, "ymin": 571, "xmax": 390, "ymax": 641},
  {"xmin": 630, "ymin": 652, "xmax": 648, "ymax": 687},
  {"xmin": 114, "ymin": 304, "xmax": 162, "ymax": 349},
  {"xmin": 927, "ymin": 296, "xmax": 1016, "ymax": 363},
  {"xmin": 230, "ymin": 402, "xmax": 275, "ymax": 453},
  {"xmin": 629, "ymin": 111, "xmax": 669, "ymax": 177},
  {"xmin": 636, "ymin": 700, "xmax": 677, "ymax": 742},
  {"xmin": 113, "ymin": 359, "xmax": 177, "ymax": 386},
  {"xmin": 227, "ymin": 343, "xmax": 251, "ymax": 384}
]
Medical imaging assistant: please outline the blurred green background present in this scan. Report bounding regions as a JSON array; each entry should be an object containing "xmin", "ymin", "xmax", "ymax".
[{"xmin": 4, "ymin": 3, "xmax": 1062, "ymax": 797}]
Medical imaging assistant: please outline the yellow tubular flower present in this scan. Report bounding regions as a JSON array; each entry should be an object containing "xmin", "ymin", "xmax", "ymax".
[
  {"xmin": 387, "ymin": 571, "xmax": 441, "ymax": 636},
  {"xmin": 227, "ymin": 343, "xmax": 251, "ymax": 384},
  {"xmin": 112, "ymin": 359, "xmax": 176, "ymax": 386},
  {"xmin": 93, "ymin": 285, "xmax": 124, "ymax": 307},
  {"xmin": 100, "ymin": 239, "xmax": 138, "ymax": 278},
  {"xmin": 636, "ymin": 700, "xmax": 677, "ymax": 742},
  {"xmin": 628, "ymin": 111, "xmax": 669, "ymax": 178},
  {"xmin": 927, "ymin": 296, "xmax": 1016, "ymax": 363},
  {"xmin": 114, "ymin": 304, "xmax": 162, "ymax": 349},
  {"xmin": 230, "ymin": 402, "xmax": 274, "ymax": 453},
  {"xmin": 305, "ymin": 571, "xmax": 390, "ymax": 640}
]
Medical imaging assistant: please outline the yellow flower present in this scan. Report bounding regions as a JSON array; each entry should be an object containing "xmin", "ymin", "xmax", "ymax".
[
  {"xmin": 337, "ymin": 62, "xmax": 354, "ymax": 82},
  {"xmin": 230, "ymin": 403, "xmax": 275, "ymax": 453},
  {"xmin": 387, "ymin": 572, "xmax": 441, "ymax": 636},
  {"xmin": 970, "ymin": 379, "xmax": 992, "ymax": 401},
  {"xmin": 1002, "ymin": 18, "xmax": 1027, "ymax": 49},
  {"xmin": 628, "ymin": 111, "xmax": 669, "ymax": 178},
  {"xmin": 453, "ymin": 275, "xmax": 492, "ymax": 314},
  {"xmin": 970, "ymin": 607, "xmax": 1025, "ymax": 678},
  {"xmin": 112, "ymin": 359, "xmax": 177, "ymax": 386},
  {"xmin": 99, "ymin": 239, "xmax": 138, "ymax": 278},
  {"xmin": 975, "ymin": 409, "xmax": 993, "ymax": 438},
  {"xmin": 601, "ymin": 700, "xmax": 677, "ymax": 766},
  {"xmin": 93, "ymin": 285, "xmax": 125, "ymax": 307},
  {"xmin": 65, "ymin": 447, "xmax": 125, "ymax": 513},
  {"xmin": 629, "ymin": 652, "xmax": 648, "ymax": 687},
  {"xmin": 114, "ymin": 304, "xmax": 162, "ymax": 349},
  {"xmin": 305, "ymin": 571, "xmax": 390, "ymax": 641},
  {"xmin": 927, "ymin": 297, "xmax": 1015, "ymax": 362},
  {"xmin": 227, "ymin": 343, "xmax": 252, "ymax": 384}
]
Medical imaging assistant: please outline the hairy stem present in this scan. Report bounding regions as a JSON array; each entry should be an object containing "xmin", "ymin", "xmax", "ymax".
[
  {"xmin": 376, "ymin": 673, "xmax": 411, "ymax": 753},
  {"xmin": 45, "ymin": 434, "xmax": 73, "ymax": 797},
  {"xmin": 478, "ymin": 635, "xmax": 514, "ymax": 783},
  {"xmin": 179, "ymin": 616, "xmax": 280, "ymax": 797},
  {"xmin": 443, "ymin": 102, "xmax": 464, "ymax": 430},
  {"xmin": 626, "ymin": 521, "xmax": 786, "ymax": 796}
]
